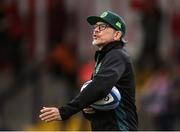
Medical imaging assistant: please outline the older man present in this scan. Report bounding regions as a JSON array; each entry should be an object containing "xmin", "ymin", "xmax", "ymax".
[{"xmin": 39, "ymin": 11, "xmax": 138, "ymax": 131}]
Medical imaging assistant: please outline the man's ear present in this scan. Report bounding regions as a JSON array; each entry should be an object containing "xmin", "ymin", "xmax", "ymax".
[{"xmin": 114, "ymin": 31, "xmax": 122, "ymax": 41}]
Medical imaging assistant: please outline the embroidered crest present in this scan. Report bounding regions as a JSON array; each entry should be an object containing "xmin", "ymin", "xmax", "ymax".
[
  {"xmin": 100, "ymin": 12, "xmax": 108, "ymax": 18},
  {"xmin": 115, "ymin": 21, "xmax": 122, "ymax": 29},
  {"xmin": 94, "ymin": 63, "xmax": 102, "ymax": 75}
]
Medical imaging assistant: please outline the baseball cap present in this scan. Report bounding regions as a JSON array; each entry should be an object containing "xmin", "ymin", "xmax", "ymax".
[{"xmin": 87, "ymin": 11, "xmax": 126, "ymax": 38}]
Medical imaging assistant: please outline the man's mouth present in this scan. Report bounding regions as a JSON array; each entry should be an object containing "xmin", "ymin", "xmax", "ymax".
[{"xmin": 93, "ymin": 34, "xmax": 99, "ymax": 40}]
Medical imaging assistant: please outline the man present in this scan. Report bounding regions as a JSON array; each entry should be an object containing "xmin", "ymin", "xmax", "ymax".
[{"xmin": 39, "ymin": 11, "xmax": 138, "ymax": 131}]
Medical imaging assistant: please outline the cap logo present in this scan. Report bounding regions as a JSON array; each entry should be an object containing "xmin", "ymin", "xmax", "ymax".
[
  {"xmin": 115, "ymin": 21, "xmax": 122, "ymax": 29},
  {"xmin": 100, "ymin": 12, "xmax": 108, "ymax": 18}
]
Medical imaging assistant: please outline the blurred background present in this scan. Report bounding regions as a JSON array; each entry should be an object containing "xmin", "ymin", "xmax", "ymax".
[{"xmin": 0, "ymin": 0, "xmax": 180, "ymax": 130}]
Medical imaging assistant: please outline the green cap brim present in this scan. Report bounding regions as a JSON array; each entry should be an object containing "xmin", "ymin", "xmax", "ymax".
[
  {"xmin": 87, "ymin": 16, "xmax": 109, "ymax": 25},
  {"xmin": 87, "ymin": 16, "xmax": 120, "ymax": 31}
]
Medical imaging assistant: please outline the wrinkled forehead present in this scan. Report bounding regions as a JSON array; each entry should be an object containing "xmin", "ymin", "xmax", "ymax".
[{"xmin": 95, "ymin": 22, "xmax": 108, "ymax": 25}]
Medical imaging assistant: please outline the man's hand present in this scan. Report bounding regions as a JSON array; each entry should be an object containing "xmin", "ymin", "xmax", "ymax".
[
  {"xmin": 39, "ymin": 107, "xmax": 62, "ymax": 122},
  {"xmin": 83, "ymin": 107, "xmax": 96, "ymax": 114}
]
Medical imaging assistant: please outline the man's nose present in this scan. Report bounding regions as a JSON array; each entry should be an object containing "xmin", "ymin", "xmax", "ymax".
[{"xmin": 93, "ymin": 27, "xmax": 100, "ymax": 34}]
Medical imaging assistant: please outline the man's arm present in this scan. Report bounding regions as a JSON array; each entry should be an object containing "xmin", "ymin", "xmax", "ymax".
[{"xmin": 39, "ymin": 50, "xmax": 126, "ymax": 121}]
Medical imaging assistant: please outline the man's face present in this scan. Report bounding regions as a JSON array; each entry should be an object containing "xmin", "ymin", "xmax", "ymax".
[{"xmin": 92, "ymin": 22, "xmax": 119, "ymax": 47}]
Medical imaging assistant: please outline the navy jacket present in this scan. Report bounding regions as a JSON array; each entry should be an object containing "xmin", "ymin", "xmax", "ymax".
[{"xmin": 59, "ymin": 41, "xmax": 138, "ymax": 131}]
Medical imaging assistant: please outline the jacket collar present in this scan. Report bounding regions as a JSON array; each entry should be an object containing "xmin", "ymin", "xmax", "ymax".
[
  {"xmin": 100, "ymin": 41, "xmax": 124, "ymax": 53},
  {"xmin": 94, "ymin": 41, "xmax": 124, "ymax": 61}
]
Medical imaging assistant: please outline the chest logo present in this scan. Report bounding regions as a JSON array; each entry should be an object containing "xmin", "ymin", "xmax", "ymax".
[{"xmin": 95, "ymin": 63, "xmax": 102, "ymax": 75}]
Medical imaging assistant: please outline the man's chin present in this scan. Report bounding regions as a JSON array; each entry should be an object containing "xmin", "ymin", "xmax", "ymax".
[{"xmin": 92, "ymin": 41, "xmax": 104, "ymax": 46}]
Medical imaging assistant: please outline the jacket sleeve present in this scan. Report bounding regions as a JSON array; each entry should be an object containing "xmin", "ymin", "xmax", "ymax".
[{"xmin": 59, "ymin": 50, "xmax": 126, "ymax": 120}]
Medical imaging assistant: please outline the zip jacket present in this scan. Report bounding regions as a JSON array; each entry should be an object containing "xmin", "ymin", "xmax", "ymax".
[{"xmin": 59, "ymin": 41, "xmax": 138, "ymax": 131}]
